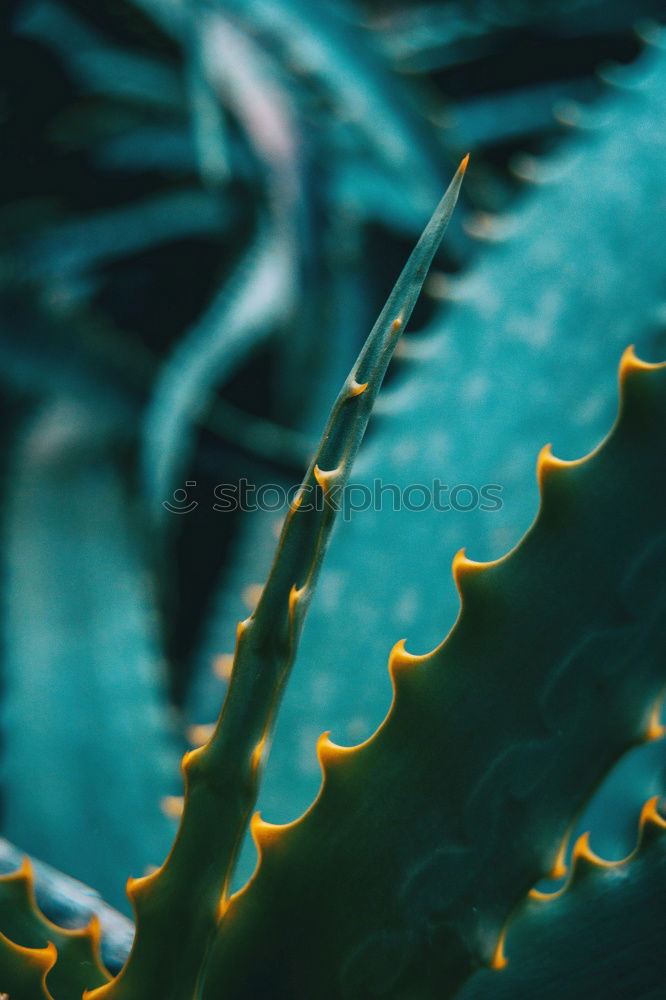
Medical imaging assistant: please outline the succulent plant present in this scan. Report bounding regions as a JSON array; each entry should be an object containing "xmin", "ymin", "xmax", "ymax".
[
  {"xmin": 1, "ymin": 3, "xmax": 665, "ymax": 998},
  {"xmin": 1, "ymin": 131, "xmax": 665, "ymax": 996}
]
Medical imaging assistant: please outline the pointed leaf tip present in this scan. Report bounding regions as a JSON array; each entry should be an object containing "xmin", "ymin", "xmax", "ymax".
[{"xmin": 459, "ymin": 153, "xmax": 470, "ymax": 174}]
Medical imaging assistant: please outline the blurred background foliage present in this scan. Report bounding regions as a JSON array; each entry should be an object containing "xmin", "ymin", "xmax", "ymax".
[{"xmin": 1, "ymin": 0, "xmax": 665, "ymax": 913}]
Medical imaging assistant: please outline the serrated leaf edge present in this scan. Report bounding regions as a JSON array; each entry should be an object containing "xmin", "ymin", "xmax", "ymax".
[{"xmin": 226, "ymin": 347, "xmax": 666, "ymax": 948}]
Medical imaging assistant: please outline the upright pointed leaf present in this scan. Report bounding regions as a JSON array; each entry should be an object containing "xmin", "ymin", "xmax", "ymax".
[{"xmin": 90, "ymin": 160, "xmax": 468, "ymax": 1000}]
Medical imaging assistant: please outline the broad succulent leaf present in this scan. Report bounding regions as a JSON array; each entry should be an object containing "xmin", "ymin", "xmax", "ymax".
[
  {"xmin": 201, "ymin": 351, "xmax": 666, "ymax": 998},
  {"xmin": 0, "ymin": 931, "xmax": 54, "ymax": 1000},
  {"xmin": 0, "ymin": 840, "xmax": 133, "ymax": 976},
  {"xmin": 459, "ymin": 799, "xmax": 666, "ymax": 999},
  {"xmin": 0, "ymin": 860, "xmax": 109, "ymax": 999},
  {"xmin": 1, "ymin": 395, "xmax": 181, "ymax": 906}
]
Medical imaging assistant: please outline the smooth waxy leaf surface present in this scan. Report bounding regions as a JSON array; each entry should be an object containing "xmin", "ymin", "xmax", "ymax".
[{"xmin": 202, "ymin": 354, "xmax": 666, "ymax": 998}]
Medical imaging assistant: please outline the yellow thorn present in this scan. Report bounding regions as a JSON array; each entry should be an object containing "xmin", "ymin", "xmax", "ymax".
[
  {"xmin": 186, "ymin": 723, "xmax": 216, "ymax": 747},
  {"xmin": 181, "ymin": 744, "xmax": 205, "ymax": 775},
  {"xmin": 2, "ymin": 856, "xmax": 33, "ymax": 884},
  {"xmin": 348, "ymin": 379, "xmax": 368, "ymax": 397},
  {"xmin": 217, "ymin": 885, "xmax": 231, "ymax": 921},
  {"xmin": 125, "ymin": 867, "xmax": 164, "ymax": 906},
  {"xmin": 44, "ymin": 939, "xmax": 58, "ymax": 968},
  {"xmin": 459, "ymin": 152, "xmax": 470, "ymax": 175},
  {"xmin": 316, "ymin": 730, "xmax": 353, "ymax": 768},
  {"xmin": 251, "ymin": 735, "xmax": 268, "ymax": 772},
  {"xmin": 388, "ymin": 638, "xmax": 423, "ymax": 682},
  {"xmin": 161, "ymin": 795, "xmax": 184, "ymax": 819},
  {"xmin": 619, "ymin": 345, "xmax": 642, "ymax": 378},
  {"xmin": 250, "ymin": 812, "xmax": 285, "ymax": 853},
  {"xmin": 528, "ymin": 887, "xmax": 554, "ymax": 901},
  {"xmin": 645, "ymin": 701, "xmax": 665, "ymax": 742},
  {"xmin": 536, "ymin": 443, "xmax": 578, "ymax": 489},
  {"xmin": 314, "ymin": 464, "xmax": 341, "ymax": 492},
  {"xmin": 316, "ymin": 730, "xmax": 334, "ymax": 766},
  {"xmin": 126, "ymin": 873, "xmax": 150, "ymax": 903},
  {"xmin": 619, "ymin": 344, "xmax": 666, "ymax": 379},
  {"xmin": 550, "ymin": 835, "xmax": 569, "ymax": 880},
  {"xmin": 490, "ymin": 928, "xmax": 508, "ymax": 970},
  {"xmin": 640, "ymin": 795, "xmax": 666, "ymax": 831},
  {"xmin": 242, "ymin": 583, "xmax": 264, "ymax": 611},
  {"xmin": 217, "ymin": 865, "xmax": 264, "ymax": 923},
  {"xmin": 213, "ymin": 653, "xmax": 234, "ymax": 681},
  {"xmin": 451, "ymin": 547, "xmax": 489, "ymax": 595},
  {"xmin": 571, "ymin": 831, "xmax": 594, "ymax": 864},
  {"xmin": 288, "ymin": 583, "xmax": 306, "ymax": 619},
  {"xmin": 571, "ymin": 831, "xmax": 615, "ymax": 870}
]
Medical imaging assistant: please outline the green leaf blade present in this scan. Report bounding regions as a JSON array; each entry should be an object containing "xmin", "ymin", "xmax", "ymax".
[{"xmin": 202, "ymin": 355, "xmax": 666, "ymax": 999}]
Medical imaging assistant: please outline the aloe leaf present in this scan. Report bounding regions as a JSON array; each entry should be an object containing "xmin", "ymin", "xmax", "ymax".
[
  {"xmin": 22, "ymin": 190, "xmax": 229, "ymax": 282},
  {"xmin": 202, "ymin": 351, "xmax": 666, "ymax": 999},
  {"xmin": 571, "ymin": 737, "xmax": 666, "ymax": 863},
  {"xmin": 375, "ymin": 0, "xmax": 660, "ymax": 75},
  {"xmin": 184, "ymin": 0, "xmax": 447, "ymax": 219},
  {"xmin": 449, "ymin": 77, "xmax": 598, "ymax": 149},
  {"xmin": 93, "ymin": 126, "xmax": 196, "ymax": 174},
  {"xmin": 90, "ymin": 159, "xmax": 467, "ymax": 1000},
  {"xmin": 15, "ymin": 1, "xmax": 183, "ymax": 111},
  {"xmin": 0, "ymin": 860, "xmax": 109, "ymax": 999},
  {"xmin": 458, "ymin": 799, "xmax": 666, "ymax": 999},
  {"xmin": 140, "ymin": 221, "xmax": 297, "ymax": 516},
  {"xmin": 0, "ymin": 300, "xmax": 144, "ymax": 411},
  {"xmin": 184, "ymin": 11, "xmax": 230, "ymax": 190},
  {"xmin": 0, "ymin": 931, "xmax": 54, "ymax": 1000},
  {"xmin": 198, "ymin": 10, "xmax": 319, "ymax": 425},
  {"xmin": 0, "ymin": 841, "xmax": 133, "ymax": 976},
  {"xmin": 141, "ymin": 5, "xmax": 309, "ymax": 515},
  {"xmin": 1, "ymin": 395, "xmax": 181, "ymax": 908}
]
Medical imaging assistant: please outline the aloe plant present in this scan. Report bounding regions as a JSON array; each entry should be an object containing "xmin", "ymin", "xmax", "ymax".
[{"xmin": 0, "ymin": 128, "xmax": 665, "ymax": 1000}]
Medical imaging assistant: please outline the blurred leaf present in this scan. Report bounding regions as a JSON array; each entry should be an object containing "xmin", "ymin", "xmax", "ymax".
[{"xmin": 1, "ymin": 395, "xmax": 180, "ymax": 908}]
